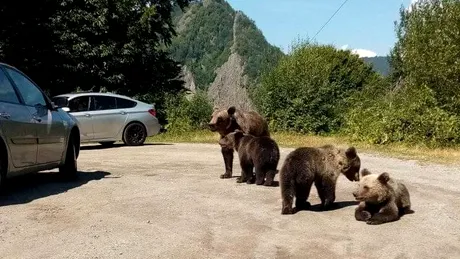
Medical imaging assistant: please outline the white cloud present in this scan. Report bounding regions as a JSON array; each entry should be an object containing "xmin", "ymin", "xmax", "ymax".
[
  {"xmin": 351, "ymin": 49, "xmax": 377, "ymax": 58},
  {"xmin": 340, "ymin": 45, "xmax": 377, "ymax": 58}
]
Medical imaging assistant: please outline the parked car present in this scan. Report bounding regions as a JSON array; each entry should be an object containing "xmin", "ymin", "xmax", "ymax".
[
  {"xmin": 51, "ymin": 92, "xmax": 161, "ymax": 147},
  {"xmin": 0, "ymin": 63, "xmax": 80, "ymax": 191}
]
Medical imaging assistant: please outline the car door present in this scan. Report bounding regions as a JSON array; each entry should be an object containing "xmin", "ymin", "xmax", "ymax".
[
  {"xmin": 0, "ymin": 67, "xmax": 37, "ymax": 168},
  {"xmin": 67, "ymin": 96, "xmax": 94, "ymax": 141},
  {"xmin": 89, "ymin": 95, "xmax": 129, "ymax": 140},
  {"xmin": 4, "ymin": 67, "xmax": 65, "ymax": 165}
]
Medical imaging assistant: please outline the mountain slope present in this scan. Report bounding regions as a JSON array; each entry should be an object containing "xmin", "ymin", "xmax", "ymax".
[
  {"xmin": 362, "ymin": 56, "xmax": 390, "ymax": 76},
  {"xmin": 169, "ymin": 0, "xmax": 284, "ymax": 110}
]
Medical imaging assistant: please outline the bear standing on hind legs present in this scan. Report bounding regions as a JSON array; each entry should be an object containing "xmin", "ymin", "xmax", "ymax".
[
  {"xmin": 219, "ymin": 130, "xmax": 280, "ymax": 186},
  {"xmin": 208, "ymin": 106, "xmax": 270, "ymax": 179},
  {"xmin": 280, "ymin": 145, "xmax": 361, "ymax": 214}
]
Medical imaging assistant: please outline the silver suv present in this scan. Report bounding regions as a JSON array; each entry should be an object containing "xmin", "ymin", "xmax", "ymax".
[
  {"xmin": 52, "ymin": 92, "xmax": 161, "ymax": 147},
  {"xmin": 0, "ymin": 63, "xmax": 80, "ymax": 191}
]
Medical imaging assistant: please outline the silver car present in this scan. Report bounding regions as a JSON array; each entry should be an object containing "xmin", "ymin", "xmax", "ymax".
[
  {"xmin": 51, "ymin": 92, "xmax": 161, "ymax": 147},
  {"xmin": 0, "ymin": 63, "xmax": 80, "ymax": 191}
]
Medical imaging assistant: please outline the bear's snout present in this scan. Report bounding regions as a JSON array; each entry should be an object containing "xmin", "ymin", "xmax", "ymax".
[{"xmin": 208, "ymin": 123, "xmax": 217, "ymax": 131}]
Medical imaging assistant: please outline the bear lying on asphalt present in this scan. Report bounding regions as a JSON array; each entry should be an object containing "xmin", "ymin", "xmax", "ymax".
[
  {"xmin": 208, "ymin": 106, "xmax": 269, "ymax": 179},
  {"xmin": 219, "ymin": 130, "xmax": 279, "ymax": 186},
  {"xmin": 353, "ymin": 168, "xmax": 412, "ymax": 225},
  {"xmin": 279, "ymin": 145, "xmax": 361, "ymax": 214}
]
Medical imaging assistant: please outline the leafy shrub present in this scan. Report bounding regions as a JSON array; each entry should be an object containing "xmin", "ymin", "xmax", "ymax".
[
  {"xmin": 164, "ymin": 90, "xmax": 213, "ymax": 133},
  {"xmin": 344, "ymin": 79, "xmax": 460, "ymax": 147},
  {"xmin": 254, "ymin": 41, "xmax": 378, "ymax": 134}
]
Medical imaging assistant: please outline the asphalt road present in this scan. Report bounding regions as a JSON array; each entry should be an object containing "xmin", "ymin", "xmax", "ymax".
[{"xmin": 0, "ymin": 143, "xmax": 459, "ymax": 259}]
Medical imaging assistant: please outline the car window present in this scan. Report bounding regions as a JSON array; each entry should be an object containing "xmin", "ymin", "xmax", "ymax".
[
  {"xmin": 68, "ymin": 96, "xmax": 90, "ymax": 112},
  {"xmin": 91, "ymin": 96, "xmax": 116, "ymax": 111},
  {"xmin": 51, "ymin": 96, "xmax": 69, "ymax": 108},
  {"xmin": 4, "ymin": 68, "xmax": 47, "ymax": 107},
  {"xmin": 116, "ymin": 97, "xmax": 137, "ymax": 109},
  {"xmin": 0, "ymin": 69, "xmax": 20, "ymax": 104}
]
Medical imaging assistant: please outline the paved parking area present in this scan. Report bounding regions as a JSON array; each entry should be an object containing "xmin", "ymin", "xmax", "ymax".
[{"xmin": 0, "ymin": 143, "xmax": 459, "ymax": 258}]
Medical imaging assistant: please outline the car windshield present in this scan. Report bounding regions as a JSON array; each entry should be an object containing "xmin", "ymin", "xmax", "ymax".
[{"xmin": 52, "ymin": 96, "xmax": 69, "ymax": 107}]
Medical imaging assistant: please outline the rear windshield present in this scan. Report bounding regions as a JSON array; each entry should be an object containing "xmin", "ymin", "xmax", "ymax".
[{"xmin": 52, "ymin": 96, "xmax": 69, "ymax": 107}]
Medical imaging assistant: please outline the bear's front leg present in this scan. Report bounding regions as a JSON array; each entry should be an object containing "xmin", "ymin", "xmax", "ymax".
[
  {"xmin": 355, "ymin": 202, "xmax": 371, "ymax": 221},
  {"xmin": 220, "ymin": 146, "xmax": 234, "ymax": 179},
  {"xmin": 366, "ymin": 203, "xmax": 399, "ymax": 225}
]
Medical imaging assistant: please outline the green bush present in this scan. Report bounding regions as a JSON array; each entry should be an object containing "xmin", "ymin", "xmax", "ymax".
[
  {"xmin": 254, "ymin": 41, "xmax": 378, "ymax": 134},
  {"xmin": 344, "ymin": 79, "xmax": 460, "ymax": 147},
  {"xmin": 164, "ymin": 90, "xmax": 213, "ymax": 133}
]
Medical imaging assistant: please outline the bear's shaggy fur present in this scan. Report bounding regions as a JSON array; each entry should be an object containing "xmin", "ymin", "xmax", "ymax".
[
  {"xmin": 208, "ymin": 106, "xmax": 269, "ymax": 179},
  {"xmin": 353, "ymin": 169, "xmax": 412, "ymax": 225},
  {"xmin": 279, "ymin": 145, "xmax": 361, "ymax": 214},
  {"xmin": 219, "ymin": 130, "xmax": 279, "ymax": 186}
]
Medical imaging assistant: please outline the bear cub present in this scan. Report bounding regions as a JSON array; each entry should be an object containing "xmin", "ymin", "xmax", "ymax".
[
  {"xmin": 219, "ymin": 130, "xmax": 279, "ymax": 186},
  {"xmin": 280, "ymin": 145, "xmax": 361, "ymax": 214},
  {"xmin": 353, "ymin": 168, "xmax": 412, "ymax": 225}
]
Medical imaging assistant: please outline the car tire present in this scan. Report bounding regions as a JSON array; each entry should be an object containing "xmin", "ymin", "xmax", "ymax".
[
  {"xmin": 99, "ymin": 141, "xmax": 116, "ymax": 147},
  {"xmin": 123, "ymin": 122, "xmax": 147, "ymax": 146},
  {"xmin": 59, "ymin": 135, "xmax": 78, "ymax": 179}
]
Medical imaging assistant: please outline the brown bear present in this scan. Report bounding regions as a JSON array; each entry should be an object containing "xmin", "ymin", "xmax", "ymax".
[
  {"xmin": 218, "ymin": 130, "xmax": 279, "ymax": 186},
  {"xmin": 279, "ymin": 145, "xmax": 361, "ymax": 214},
  {"xmin": 208, "ymin": 106, "xmax": 269, "ymax": 179},
  {"xmin": 353, "ymin": 168, "xmax": 412, "ymax": 225}
]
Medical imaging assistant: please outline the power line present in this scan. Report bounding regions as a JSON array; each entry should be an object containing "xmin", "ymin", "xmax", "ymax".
[{"xmin": 312, "ymin": 0, "xmax": 349, "ymax": 41}]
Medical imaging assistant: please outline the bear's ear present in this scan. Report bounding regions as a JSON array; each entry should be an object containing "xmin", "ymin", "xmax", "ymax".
[
  {"xmin": 227, "ymin": 106, "xmax": 236, "ymax": 116},
  {"xmin": 234, "ymin": 130, "xmax": 244, "ymax": 138},
  {"xmin": 345, "ymin": 147, "xmax": 357, "ymax": 159},
  {"xmin": 360, "ymin": 168, "xmax": 371, "ymax": 177},
  {"xmin": 377, "ymin": 172, "xmax": 390, "ymax": 184}
]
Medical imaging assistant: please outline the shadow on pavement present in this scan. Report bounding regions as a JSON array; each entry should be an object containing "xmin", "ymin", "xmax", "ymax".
[
  {"xmin": 80, "ymin": 142, "xmax": 173, "ymax": 151},
  {"xmin": 0, "ymin": 170, "xmax": 111, "ymax": 207}
]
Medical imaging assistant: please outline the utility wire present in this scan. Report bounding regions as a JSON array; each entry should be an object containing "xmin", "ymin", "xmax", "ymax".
[{"xmin": 312, "ymin": 0, "xmax": 349, "ymax": 41}]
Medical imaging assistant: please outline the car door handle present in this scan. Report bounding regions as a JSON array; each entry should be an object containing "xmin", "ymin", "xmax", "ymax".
[
  {"xmin": 120, "ymin": 111, "xmax": 127, "ymax": 115},
  {"xmin": 84, "ymin": 113, "xmax": 91, "ymax": 117},
  {"xmin": 0, "ymin": 112, "xmax": 10, "ymax": 119}
]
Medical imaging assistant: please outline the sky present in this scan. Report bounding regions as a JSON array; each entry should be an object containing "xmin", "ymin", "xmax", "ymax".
[{"xmin": 226, "ymin": 0, "xmax": 418, "ymax": 57}]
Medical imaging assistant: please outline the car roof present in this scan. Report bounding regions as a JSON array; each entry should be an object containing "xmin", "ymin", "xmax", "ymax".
[{"xmin": 54, "ymin": 92, "xmax": 136, "ymax": 100}]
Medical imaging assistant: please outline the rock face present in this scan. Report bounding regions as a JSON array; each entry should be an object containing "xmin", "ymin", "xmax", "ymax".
[
  {"xmin": 207, "ymin": 11, "xmax": 253, "ymax": 110},
  {"xmin": 208, "ymin": 52, "xmax": 252, "ymax": 110},
  {"xmin": 170, "ymin": 0, "xmax": 284, "ymax": 110}
]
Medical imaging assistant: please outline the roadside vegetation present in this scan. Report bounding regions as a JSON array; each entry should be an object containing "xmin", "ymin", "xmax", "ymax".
[
  {"xmin": 2, "ymin": 0, "xmax": 460, "ymax": 163},
  {"xmin": 152, "ymin": 0, "xmax": 460, "ymax": 163}
]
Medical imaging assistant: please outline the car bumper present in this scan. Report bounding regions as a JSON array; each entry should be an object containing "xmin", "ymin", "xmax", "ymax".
[{"xmin": 145, "ymin": 117, "xmax": 161, "ymax": 137}]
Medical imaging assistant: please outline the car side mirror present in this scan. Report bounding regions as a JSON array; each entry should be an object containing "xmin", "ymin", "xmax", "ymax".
[{"xmin": 61, "ymin": 107, "xmax": 70, "ymax": 112}]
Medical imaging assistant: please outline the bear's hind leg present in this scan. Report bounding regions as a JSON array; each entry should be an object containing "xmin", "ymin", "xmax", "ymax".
[
  {"xmin": 295, "ymin": 180, "xmax": 313, "ymax": 211},
  {"xmin": 255, "ymin": 167, "xmax": 265, "ymax": 185},
  {"xmin": 315, "ymin": 177, "xmax": 336, "ymax": 210},
  {"xmin": 263, "ymin": 169, "xmax": 277, "ymax": 186}
]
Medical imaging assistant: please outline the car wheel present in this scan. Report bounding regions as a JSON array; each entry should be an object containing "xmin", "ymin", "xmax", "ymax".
[
  {"xmin": 123, "ymin": 122, "xmax": 147, "ymax": 146},
  {"xmin": 59, "ymin": 135, "xmax": 78, "ymax": 178},
  {"xmin": 99, "ymin": 141, "xmax": 116, "ymax": 147}
]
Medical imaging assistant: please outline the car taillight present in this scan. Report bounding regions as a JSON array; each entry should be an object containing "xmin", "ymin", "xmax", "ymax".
[{"xmin": 148, "ymin": 109, "xmax": 157, "ymax": 117}]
